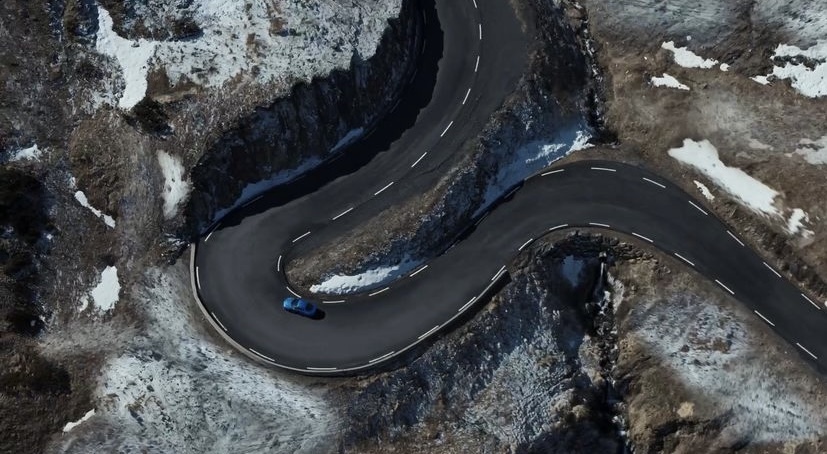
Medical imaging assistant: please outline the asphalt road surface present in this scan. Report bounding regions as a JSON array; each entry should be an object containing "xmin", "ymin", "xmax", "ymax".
[{"xmin": 192, "ymin": 0, "xmax": 827, "ymax": 374}]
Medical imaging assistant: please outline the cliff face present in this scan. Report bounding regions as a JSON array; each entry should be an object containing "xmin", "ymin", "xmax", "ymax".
[{"xmin": 185, "ymin": 0, "xmax": 420, "ymax": 228}]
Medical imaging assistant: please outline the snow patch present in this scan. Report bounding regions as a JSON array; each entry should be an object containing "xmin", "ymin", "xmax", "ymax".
[
  {"xmin": 719, "ymin": 63, "xmax": 730, "ymax": 72},
  {"xmin": 693, "ymin": 180, "xmax": 715, "ymax": 201},
  {"xmin": 668, "ymin": 139, "xmax": 780, "ymax": 217},
  {"xmin": 9, "ymin": 144, "xmax": 42, "ymax": 162},
  {"xmin": 661, "ymin": 41, "xmax": 718, "ymax": 69},
  {"xmin": 787, "ymin": 209, "xmax": 812, "ymax": 236},
  {"xmin": 63, "ymin": 409, "xmax": 96, "ymax": 433},
  {"xmin": 795, "ymin": 135, "xmax": 827, "ymax": 165},
  {"xmin": 311, "ymin": 257, "xmax": 419, "ymax": 295},
  {"xmin": 477, "ymin": 126, "xmax": 591, "ymax": 214},
  {"xmin": 751, "ymin": 75, "xmax": 771, "ymax": 85},
  {"xmin": 93, "ymin": 1, "xmax": 400, "ymax": 109},
  {"xmin": 74, "ymin": 191, "xmax": 116, "ymax": 228},
  {"xmin": 771, "ymin": 41, "xmax": 827, "ymax": 98},
  {"xmin": 651, "ymin": 73, "xmax": 690, "ymax": 90},
  {"xmin": 84, "ymin": 266, "xmax": 121, "ymax": 313},
  {"xmin": 157, "ymin": 150, "xmax": 191, "ymax": 220},
  {"xmin": 95, "ymin": 7, "xmax": 157, "ymax": 109}
]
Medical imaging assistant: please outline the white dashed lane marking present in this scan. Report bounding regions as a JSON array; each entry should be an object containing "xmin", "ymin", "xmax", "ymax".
[
  {"xmin": 323, "ymin": 300, "xmax": 346, "ymax": 304},
  {"xmin": 472, "ymin": 0, "xmax": 477, "ymax": 8},
  {"xmin": 369, "ymin": 287, "xmax": 390, "ymax": 297},
  {"xmin": 632, "ymin": 232, "xmax": 654, "ymax": 243},
  {"xmin": 754, "ymin": 310, "xmax": 775, "ymax": 327},
  {"xmin": 306, "ymin": 367, "xmax": 337, "ymax": 371},
  {"xmin": 492, "ymin": 266, "xmax": 506, "ymax": 281},
  {"xmin": 292, "ymin": 231, "xmax": 311, "ymax": 243},
  {"xmin": 548, "ymin": 224, "xmax": 569, "ymax": 231},
  {"xmin": 689, "ymin": 200, "xmax": 708, "ymax": 215},
  {"xmin": 802, "ymin": 293, "xmax": 821, "ymax": 310},
  {"xmin": 542, "ymin": 169, "xmax": 564, "ymax": 176},
  {"xmin": 715, "ymin": 279, "xmax": 735, "ymax": 295},
  {"xmin": 418, "ymin": 325, "xmax": 441, "ymax": 340},
  {"xmin": 249, "ymin": 348, "xmax": 275, "ymax": 362},
  {"xmin": 411, "ymin": 151, "xmax": 428, "ymax": 168},
  {"xmin": 763, "ymin": 262, "xmax": 782, "ymax": 278},
  {"xmin": 410, "ymin": 265, "xmax": 428, "ymax": 277},
  {"xmin": 374, "ymin": 181, "xmax": 394, "ymax": 196},
  {"xmin": 674, "ymin": 252, "xmax": 695, "ymax": 267},
  {"xmin": 440, "ymin": 121, "xmax": 454, "ymax": 137},
  {"xmin": 474, "ymin": 55, "xmax": 480, "ymax": 72},
  {"xmin": 727, "ymin": 230, "xmax": 745, "ymax": 247},
  {"xmin": 518, "ymin": 238, "xmax": 534, "ymax": 251},
  {"xmin": 277, "ymin": 255, "xmax": 282, "ymax": 272},
  {"xmin": 368, "ymin": 351, "xmax": 395, "ymax": 364},
  {"xmin": 589, "ymin": 222, "xmax": 611, "ymax": 228},
  {"xmin": 205, "ymin": 230, "xmax": 215, "ymax": 242},
  {"xmin": 642, "ymin": 177, "xmax": 666, "ymax": 189},
  {"xmin": 332, "ymin": 207, "xmax": 354, "ymax": 220},
  {"xmin": 478, "ymin": 23, "xmax": 482, "ymax": 40},
  {"xmin": 195, "ymin": 266, "xmax": 201, "ymax": 290},
  {"xmin": 459, "ymin": 296, "xmax": 477, "ymax": 313},
  {"xmin": 211, "ymin": 312, "xmax": 228, "ymax": 332},
  {"xmin": 462, "ymin": 87, "xmax": 471, "ymax": 105},
  {"xmin": 286, "ymin": 286, "xmax": 301, "ymax": 298},
  {"xmin": 797, "ymin": 343, "xmax": 818, "ymax": 360},
  {"xmin": 590, "ymin": 166, "xmax": 616, "ymax": 172}
]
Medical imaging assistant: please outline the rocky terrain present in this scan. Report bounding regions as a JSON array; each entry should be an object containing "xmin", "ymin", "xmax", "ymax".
[{"xmin": 1, "ymin": 0, "xmax": 826, "ymax": 452}]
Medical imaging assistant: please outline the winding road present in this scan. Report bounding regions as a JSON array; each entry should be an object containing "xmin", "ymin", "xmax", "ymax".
[{"xmin": 192, "ymin": 0, "xmax": 827, "ymax": 374}]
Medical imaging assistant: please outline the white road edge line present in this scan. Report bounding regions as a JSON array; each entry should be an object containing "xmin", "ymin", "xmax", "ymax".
[
  {"xmin": 205, "ymin": 230, "xmax": 216, "ymax": 242},
  {"xmin": 549, "ymin": 224, "xmax": 569, "ymax": 231},
  {"xmin": 418, "ymin": 325, "xmax": 441, "ymax": 340},
  {"xmin": 492, "ymin": 266, "xmax": 506, "ymax": 281},
  {"xmin": 292, "ymin": 231, "xmax": 311, "ymax": 243},
  {"xmin": 796, "ymin": 343, "xmax": 818, "ymax": 360},
  {"xmin": 518, "ymin": 238, "xmax": 534, "ymax": 251},
  {"xmin": 763, "ymin": 262, "xmax": 782, "ymax": 278},
  {"xmin": 286, "ymin": 286, "xmax": 301, "ymax": 298},
  {"xmin": 478, "ymin": 23, "xmax": 482, "ymax": 40},
  {"xmin": 715, "ymin": 279, "xmax": 735, "ymax": 295},
  {"xmin": 542, "ymin": 169, "xmax": 565, "ymax": 176},
  {"xmin": 369, "ymin": 287, "xmax": 390, "ymax": 297},
  {"xmin": 474, "ymin": 55, "xmax": 480, "ymax": 72},
  {"xmin": 674, "ymin": 252, "xmax": 695, "ymax": 267},
  {"xmin": 754, "ymin": 310, "xmax": 775, "ymax": 327},
  {"xmin": 368, "ymin": 351, "xmax": 395, "ymax": 364},
  {"xmin": 462, "ymin": 87, "xmax": 471, "ymax": 105},
  {"xmin": 589, "ymin": 222, "xmax": 611, "ymax": 228},
  {"xmin": 688, "ymin": 200, "xmax": 708, "ymax": 216},
  {"xmin": 642, "ymin": 177, "xmax": 666, "ymax": 189},
  {"xmin": 195, "ymin": 266, "xmax": 201, "ymax": 290},
  {"xmin": 374, "ymin": 181, "xmax": 394, "ymax": 196},
  {"xmin": 801, "ymin": 293, "xmax": 821, "ymax": 310},
  {"xmin": 210, "ymin": 312, "xmax": 228, "ymax": 332},
  {"xmin": 411, "ymin": 151, "xmax": 428, "ymax": 168},
  {"xmin": 277, "ymin": 255, "xmax": 282, "ymax": 272},
  {"xmin": 244, "ymin": 194, "xmax": 264, "ymax": 206},
  {"xmin": 632, "ymin": 232, "xmax": 654, "ymax": 243},
  {"xmin": 410, "ymin": 265, "xmax": 428, "ymax": 277},
  {"xmin": 727, "ymin": 230, "xmax": 745, "ymax": 247},
  {"xmin": 440, "ymin": 121, "xmax": 454, "ymax": 137},
  {"xmin": 306, "ymin": 367, "xmax": 337, "ymax": 371},
  {"xmin": 323, "ymin": 300, "xmax": 346, "ymax": 304},
  {"xmin": 590, "ymin": 167, "xmax": 616, "ymax": 172},
  {"xmin": 249, "ymin": 348, "xmax": 275, "ymax": 362},
  {"xmin": 332, "ymin": 207, "xmax": 354, "ymax": 220},
  {"xmin": 459, "ymin": 296, "xmax": 477, "ymax": 313}
]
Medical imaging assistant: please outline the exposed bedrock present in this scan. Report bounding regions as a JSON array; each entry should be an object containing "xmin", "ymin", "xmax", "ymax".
[
  {"xmin": 185, "ymin": 0, "xmax": 420, "ymax": 231},
  {"xmin": 287, "ymin": 0, "xmax": 598, "ymax": 292}
]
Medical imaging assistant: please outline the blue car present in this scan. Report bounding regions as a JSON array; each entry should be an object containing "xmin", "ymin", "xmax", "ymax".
[{"xmin": 282, "ymin": 297, "xmax": 319, "ymax": 318}]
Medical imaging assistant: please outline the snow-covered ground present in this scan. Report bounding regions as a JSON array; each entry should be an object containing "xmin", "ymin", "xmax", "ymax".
[
  {"xmin": 7, "ymin": 144, "xmax": 42, "ymax": 162},
  {"xmin": 73, "ymin": 190, "xmax": 116, "ymax": 229},
  {"xmin": 795, "ymin": 135, "xmax": 827, "ymax": 165},
  {"xmin": 668, "ymin": 139, "xmax": 813, "ymax": 236},
  {"xmin": 53, "ymin": 267, "xmax": 336, "ymax": 453},
  {"xmin": 651, "ymin": 73, "xmax": 690, "ymax": 90},
  {"xmin": 770, "ymin": 41, "xmax": 827, "ymax": 98},
  {"xmin": 93, "ymin": 0, "xmax": 401, "ymax": 109},
  {"xmin": 477, "ymin": 125, "xmax": 591, "ymax": 215},
  {"xmin": 311, "ymin": 256, "xmax": 419, "ymax": 295},
  {"xmin": 630, "ymin": 294, "xmax": 827, "ymax": 443},
  {"xmin": 62, "ymin": 409, "xmax": 96, "ymax": 433},
  {"xmin": 79, "ymin": 266, "xmax": 121, "ymax": 313},
  {"xmin": 661, "ymin": 41, "xmax": 717, "ymax": 69},
  {"xmin": 157, "ymin": 150, "xmax": 191, "ymax": 220}
]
